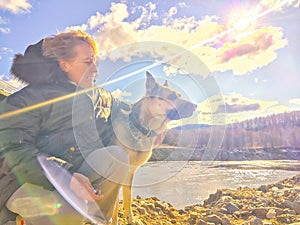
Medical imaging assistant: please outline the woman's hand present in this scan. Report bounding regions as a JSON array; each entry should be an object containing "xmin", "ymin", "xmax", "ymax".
[{"xmin": 70, "ymin": 172, "xmax": 103, "ymax": 201}]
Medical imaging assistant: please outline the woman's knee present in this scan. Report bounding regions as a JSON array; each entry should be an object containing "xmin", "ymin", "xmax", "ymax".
[
  {"xmin": 108, "ymin": 145, "xmax": 129, "ymax": 164},
  {"xmin": 80, "ymin": 146, "xmax": 129, "ymax": 183},
  {"xmin": 104, "ymin": 145, "xmax": 130, "ymax": 177}
]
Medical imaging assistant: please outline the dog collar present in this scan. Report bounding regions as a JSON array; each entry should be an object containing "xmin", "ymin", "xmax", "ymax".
[{"xmin": 129, "ymin": 111, "xmax": 157, "ymax": 137}]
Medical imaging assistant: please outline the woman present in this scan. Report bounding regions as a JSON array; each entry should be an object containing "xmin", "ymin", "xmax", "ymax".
[{"xmin": 0, "ymin": 30, "xmax": 129, "ymax": 224}]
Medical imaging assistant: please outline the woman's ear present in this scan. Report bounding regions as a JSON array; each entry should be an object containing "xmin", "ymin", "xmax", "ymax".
[{"xmin": 58, "ymin": 60, "xmax": 68, "ymax": 73}]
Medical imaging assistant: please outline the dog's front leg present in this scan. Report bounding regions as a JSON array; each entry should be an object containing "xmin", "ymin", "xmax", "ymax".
[
  {"xmin": 123, "ymin": 171, "xmax": 136, "ymax": 224},
  {"xmin": 110, "ymin": 194, "xmax": 119, "ymax": 225}
]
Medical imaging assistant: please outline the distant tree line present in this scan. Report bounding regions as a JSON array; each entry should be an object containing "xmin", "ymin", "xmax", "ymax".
[{"xmin": 153, "ymin": 111, "xmax": 300, "ymax": 161}]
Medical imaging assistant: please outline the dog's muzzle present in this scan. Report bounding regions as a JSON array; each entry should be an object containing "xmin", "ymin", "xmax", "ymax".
[{"xmin": 167, "ymin": 103, "xmax": 197, "ymax": 120}]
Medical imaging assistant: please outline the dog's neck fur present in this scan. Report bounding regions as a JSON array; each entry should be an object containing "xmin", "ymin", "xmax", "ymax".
[{"xmin": 130, "ymin": 98, "xmax": 168, "ymax": 137}]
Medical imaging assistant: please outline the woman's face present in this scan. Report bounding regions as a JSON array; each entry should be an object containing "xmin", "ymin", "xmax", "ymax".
[{"xmin": 60, "ymin": 42, "xmax": 98, "ymax": 88}]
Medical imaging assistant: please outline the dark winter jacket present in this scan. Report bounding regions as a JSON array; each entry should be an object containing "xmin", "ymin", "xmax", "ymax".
[{"xmin": 0, "ymin": 39, "xmax": 115, "ymax": 209}]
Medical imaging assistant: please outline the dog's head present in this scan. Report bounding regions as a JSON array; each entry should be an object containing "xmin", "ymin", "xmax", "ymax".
[{"xmin": 144, "ymin": 71, "xmax": 197, "ymax": 120}]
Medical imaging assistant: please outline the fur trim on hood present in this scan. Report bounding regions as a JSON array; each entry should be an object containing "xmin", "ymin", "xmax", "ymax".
[{"xmin": 10, "ymin": 39, "xmax": 69, "ymax": 85}]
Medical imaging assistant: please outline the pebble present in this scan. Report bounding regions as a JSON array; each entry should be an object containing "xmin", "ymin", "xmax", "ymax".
[{"xmin": 116, "ymin": 174, "xmax": 300, "ymax": 224}]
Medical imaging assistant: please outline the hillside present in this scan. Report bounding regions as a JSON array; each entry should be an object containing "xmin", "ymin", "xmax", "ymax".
[
  {"xmin": 151, "ymin": 111, "xmax": 300, "ymax": 161},
  {"xmin": 0, "ymin": 89, "xmax": 9, "ymax": 101}
]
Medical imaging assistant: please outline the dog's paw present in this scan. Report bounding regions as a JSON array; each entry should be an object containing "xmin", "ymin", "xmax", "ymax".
[
  {"xmin": 82, "ymin": 219, "xmax": 97, "ymax": 225},
  {"xmin": 127, "ymin": 216, "xmax": 144, "ymax": 225},
  {"xmin": 128, "ymin": 220, "xmax": 144, "ymax": 225},
  {"xmin": 109, "ymin": 217, "xmax": 118, "ymax": 225}
]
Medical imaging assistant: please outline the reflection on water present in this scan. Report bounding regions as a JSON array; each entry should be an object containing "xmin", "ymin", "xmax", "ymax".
[{"xmin": 129, "ymin": 160, "xmax": 300, "ymax": 209}]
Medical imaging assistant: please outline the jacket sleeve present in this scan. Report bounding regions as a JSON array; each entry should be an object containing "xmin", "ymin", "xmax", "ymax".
[
  {"xmin": 0, "ymin": 93, "xmax": 53, "ymax": 190},
  {"xmin": 72, "ymin": 91, "xmax": 106, "ymax": 158}
]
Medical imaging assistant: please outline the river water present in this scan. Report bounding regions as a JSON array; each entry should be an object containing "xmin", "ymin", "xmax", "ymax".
[{"xmin": 128, "ymin": 160, "xmax": 300, "ymax": 209}]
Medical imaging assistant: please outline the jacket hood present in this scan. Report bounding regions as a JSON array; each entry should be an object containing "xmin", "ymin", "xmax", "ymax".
[{"xmin": 10, "ymin": 39, "xmax": 69, "ymax": 85}]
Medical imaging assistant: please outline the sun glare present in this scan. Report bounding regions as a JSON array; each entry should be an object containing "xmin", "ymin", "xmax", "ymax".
[
  {"xmin": 227, "ymin": 8, "xmax": 256, "ymax": 32},
  {"xmin": 234, "ymin": 17, "xmax": 252, "ymax": 31}
]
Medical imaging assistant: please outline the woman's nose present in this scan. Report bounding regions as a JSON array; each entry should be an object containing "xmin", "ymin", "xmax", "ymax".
[{"xmin": 91, "ymin": 61, "xmax": 98, "ymax": 73}]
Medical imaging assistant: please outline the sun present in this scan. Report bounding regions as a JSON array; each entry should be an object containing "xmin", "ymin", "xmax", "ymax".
[
  {"xmin": 233, "ymin": 17, "xmax": 252, "ymax": 32},
  {"xmin": 227, "ymin": 7, "xmax": 256, "ymax": 32}
]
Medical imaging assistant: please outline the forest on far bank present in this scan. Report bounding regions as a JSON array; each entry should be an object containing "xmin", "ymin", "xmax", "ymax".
[{"xmin": 151, "ymin": 111, "xmax": 300, "ymax": 161}]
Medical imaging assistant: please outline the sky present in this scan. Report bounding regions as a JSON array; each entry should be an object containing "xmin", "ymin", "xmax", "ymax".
[{"xmin": 0, "ymin": 0, "xmax": 300, "ymax": 125}]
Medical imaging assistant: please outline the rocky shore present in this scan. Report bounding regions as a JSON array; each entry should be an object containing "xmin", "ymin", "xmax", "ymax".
[{"xmin": 117, "ymin": 174, "xmax": 300, "ymax": 225}]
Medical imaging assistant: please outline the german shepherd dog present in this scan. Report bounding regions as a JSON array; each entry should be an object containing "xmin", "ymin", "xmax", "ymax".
[{"xmin": 108, "ymin": 71, "xmax": 197, "ymax": 224}]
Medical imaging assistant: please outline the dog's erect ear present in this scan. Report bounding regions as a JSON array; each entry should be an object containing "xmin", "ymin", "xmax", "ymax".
[
  {"xmin": 146, "ymin": 71, "xmax": 158, "ymax": 95},
  {"xmin": 163, "ymin": 80, "xmax": 168, "ymax": 87}
]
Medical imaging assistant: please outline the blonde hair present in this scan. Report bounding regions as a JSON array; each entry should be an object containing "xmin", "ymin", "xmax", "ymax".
[{"xmin": 42, "ymin": 30, "xmax": 98, "ymax": 60}]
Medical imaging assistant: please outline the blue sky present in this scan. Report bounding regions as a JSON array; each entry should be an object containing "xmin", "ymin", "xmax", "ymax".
[{"xmin": 0, "ymin": 0, "xmax": 300, "ymax": 124}]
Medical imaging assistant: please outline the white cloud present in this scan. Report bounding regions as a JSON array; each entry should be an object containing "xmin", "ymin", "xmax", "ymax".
[
  {"xmin": 1, "ymin": 47, "xmax": 13, "ymax": 54},
  {"xmin": 215, "ymin": 27, "xmax": 287, "ymax": 75},
  {"xmin": 131, "ymin": 3, "xmax": 158, "ymax": 29},
  {"xmin": 0, "ymin": 15, "xmax": 10, "ymax": 34},
  {"xmin": 0, "ymin": 27, "xmax": 10, "ymax": 34},
  {"xmin": 290, "ymin": 99, "xmax": 300, "ymax": 105},
  {"xmin": 0, "ymin": 47, "xmax": 13, "ymax": 64},
  {"xmin": 73, "ymin": 2, "xmax": 292, "ymax": 77},
  {"xmin": 178, "ymin": 2, "xmax": 188, "ymax": 8},
  {"xmin": 88, "ymin": 12, "xmax": 104, "ymax": 30},
  {"xmin": 260, "ymin": 0, "xmax": 299, "ymax": 11},
  {"xmin": 0, "ymin": 0, "xmax": 32, "ymax": 14},
  {"xmin": 111, "ymin": 88, "xmax": 132, "ymax": 100},
  {"xmin": 0, "ymin": 16, "xmax": 5, "ymax": 24},
  {"xmin": 197, "ymin": 93, "xmax": 295, "ymax": 125},
  {"xmin": 84, "ymin": 3, "xmax": 221, "ymax": 76},
  {"xmin": 65, "ymin": 24, "xmax": 88, "ymax": 32},
  {"xmin": 167, "ymin": 6, "xmax": 177, "ymax": 18}
]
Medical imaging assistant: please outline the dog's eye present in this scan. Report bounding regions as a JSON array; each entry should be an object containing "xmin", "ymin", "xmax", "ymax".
[{"xmin": 167, "ymin": 93, "xmax": 177, "ymax": 100}]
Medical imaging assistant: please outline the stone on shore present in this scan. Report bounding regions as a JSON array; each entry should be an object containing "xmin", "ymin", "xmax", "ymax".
[{"xmin": 117, "ymin": 174, "xmax": 300, "ymax": 224}]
